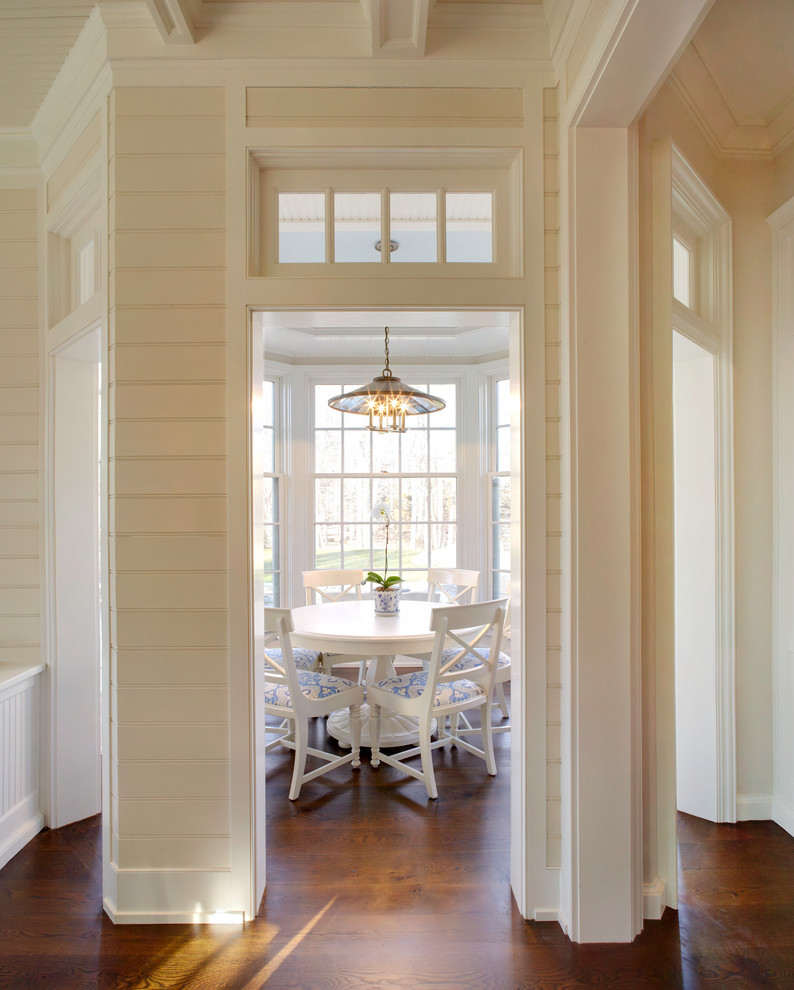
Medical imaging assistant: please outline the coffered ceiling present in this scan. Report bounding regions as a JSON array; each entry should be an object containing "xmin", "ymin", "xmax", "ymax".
[{"xmin": 1, "ymin": 0, "xmax": 793, "ymax": 161}]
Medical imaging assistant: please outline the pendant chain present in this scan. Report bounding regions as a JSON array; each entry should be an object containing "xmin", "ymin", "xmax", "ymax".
[{"xmin": 382, "ymin": 326, "xmax": 392, "ymax": 378}]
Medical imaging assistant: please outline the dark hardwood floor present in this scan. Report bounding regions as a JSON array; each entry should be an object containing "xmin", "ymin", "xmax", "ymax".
[{"xmin": 2, "ymin": 713, "xmax": 794, "ymax": 989}]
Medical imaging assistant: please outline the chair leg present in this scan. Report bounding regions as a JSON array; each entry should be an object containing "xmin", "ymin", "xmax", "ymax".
[
  {"xmin": 419, "ymin": 725, "xmax": 438, "ymax": 800},
  {"xmin": 370, "ymin": 703, "xmax": 382, "ymax": 768},
  {"xmin": 480, "ymin": 702, "xmax": 497, "ymax": 776},
  {"xmin": 349, "ymin": 704, "xmax": 362, "ymax": 769},
  {"xmin": 495, "ymin": 682, "xmax": 509, "ymax": 719},
  {"xmin": 288, "ymin": 717, "xmax": 309, "ymax": 801}
]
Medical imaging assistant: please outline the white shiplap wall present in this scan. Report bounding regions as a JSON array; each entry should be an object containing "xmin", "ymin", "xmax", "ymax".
[
  {"xmin": 0, "ymin": 186, "xmax": 40, "ymax": 667},
  {"xmin": 108, "ymin": 87, "xmax": 230, "ymax": 917}
]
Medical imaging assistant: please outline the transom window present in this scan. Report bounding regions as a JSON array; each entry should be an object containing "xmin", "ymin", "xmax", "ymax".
[
  {"xmin": 255, "ymin": 156, "xmax": 520, "ymax": 276},
  {"xmin": 277, "ymin": 189, "xmax": 494, "ymax": 265},
  {"xmin": 312, "ymin": 382, "xmax": 458, "ymax": 591}
]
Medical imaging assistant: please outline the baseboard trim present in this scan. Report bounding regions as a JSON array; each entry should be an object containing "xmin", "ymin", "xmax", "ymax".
[
  {"xmin": 103, "ymin": 899, "xmax": 245, "ymax": 926},
  {"xmin": 534, "ymin": 907, "xmax": 563, "ymax": 924},
  {"xmin": 773, "ymin": 794, "xmax": 794, "ymax": 837},
  {"xmin": 643, "ymin": 876, "xmax": 666, "ymax": 920},
  {"xmin": 736, "ymin": 793, "xmax": 773, "ymax": 821},
  {"xmin": 0, "ymin": 802, "xmax": 44, "ymax": 871}
]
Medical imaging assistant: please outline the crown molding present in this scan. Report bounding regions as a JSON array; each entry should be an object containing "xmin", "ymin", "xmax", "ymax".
[
  {"xmin": 670, "ymin": 40, "xmax": 794, "ymax": 160},
  {"xmin": 31, "ymin": 8, "xmax": 111, "ymax": 161}
]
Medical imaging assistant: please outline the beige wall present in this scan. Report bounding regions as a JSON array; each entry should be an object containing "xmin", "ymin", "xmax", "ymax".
[
  {"xmin": 639, "ymin": 80, "xmax": 775, "ymax": 803},
  {"xmin": 0, "ymin": 186, "xmax": 39, "ymax": 666},
  {"xmin": 108, "ymin": 87, "xmax": 230, "ymax": 907}
]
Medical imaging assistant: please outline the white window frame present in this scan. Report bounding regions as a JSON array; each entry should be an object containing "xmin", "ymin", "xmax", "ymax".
[
  {"xmin": 263, "ymin": 367, "xmax": 287, "ymax": 605},
  {"xmin": 486, "ymin": 371, "xmax": 512, "ymax": 600},
  {"xmin": 251, "ymin": 147, "xmax": 523, "ymax": 279},
  {"xmin": 272, "ymin": 362, "xmax": 505, "ymax": 608}
]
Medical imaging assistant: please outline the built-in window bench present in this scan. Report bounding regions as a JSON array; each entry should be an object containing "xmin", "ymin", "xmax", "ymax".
[{"xmin": 0, "ymin": 661, "xmax": 45, "ymax": 871}]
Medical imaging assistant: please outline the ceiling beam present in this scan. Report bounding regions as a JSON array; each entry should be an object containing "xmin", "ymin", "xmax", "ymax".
[
  {"xmin": 361, "ymin": 0, "xmax": 433, "ymax": 58},
  {"xmin": 144, "ymin": 0, "xmax": 199, "ymax": 45}
]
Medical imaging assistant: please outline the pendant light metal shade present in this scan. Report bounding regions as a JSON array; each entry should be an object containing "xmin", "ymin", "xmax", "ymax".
[{"xmin": 327, "ymin": 327, "xmax": 446, "ymax": 433}]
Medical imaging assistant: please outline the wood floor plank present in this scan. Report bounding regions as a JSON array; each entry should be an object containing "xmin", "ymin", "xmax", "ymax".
[{"xmin": 1, "ymin": 712, "xmax": 794, "ymax": 989}]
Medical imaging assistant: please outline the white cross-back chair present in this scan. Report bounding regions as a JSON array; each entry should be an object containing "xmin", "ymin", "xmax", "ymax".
[
  {"xmin": 425, "ymin": 567, "xmax": 480, "ymax": 605},
  {"xmin": 264, "ymin": 607, "xmax": 364, "ymax": 800},
  {"xmin": 448, "ymin": 587, "xmax": 512, "ymax": 733},
  {"xmin": 302, "ymin": 568, "xmax": 368, "ymax": 680},
  {"xmin": 410, "ymin": 567, "xmax": 481, "ymax": 667},
  {"xmin": 367, "ymin": 599, "xmax": 507, "ymax": 799}
]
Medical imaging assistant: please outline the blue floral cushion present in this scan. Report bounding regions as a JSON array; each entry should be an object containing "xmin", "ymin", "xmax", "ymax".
[
  {"xmin": 374, "ymin": 670, "xmax": 485, "ymax": 706},
  {"xmin": 264, "ymin": 670, "xmax": 358, "ymax": 708},
  {"xmin": 442, "ymin": 646, "xmax": 511, "ymax": 672},
  {"xmin": 265, "ymin": 647, "xmax": 320, "ymax": 672}
]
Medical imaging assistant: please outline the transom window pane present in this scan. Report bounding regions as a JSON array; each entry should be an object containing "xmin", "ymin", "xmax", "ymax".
[
  {"xmin": 278, "ymin": 192, "xmax": 325, "ymax": 263},
  {"xmin": 446, "ymin": 192, "xmax": 493, "ymax": 263},
  {"xmin": 389, "ymin": 192, "xmax": 437, "ymax": 263},
  {"xmin": 673, "ymin": 236, "xmax": 692, "ymax": 307},
  {"xmin": 334, "ymin": 192, "xmax": 381, "ymax": 263}
]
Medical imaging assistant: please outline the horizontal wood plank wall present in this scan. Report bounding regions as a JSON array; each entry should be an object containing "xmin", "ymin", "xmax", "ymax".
[
  {"xmin": 0, "ymin": 187, "xmax": 39, "ymax": 667},
  {"xmin": 544, "ymin": 87, "xmax": 563, "ymax": 869},
  {"xmin": 108, "ymin": 87, "xmax": 229, "ymax": 918}
]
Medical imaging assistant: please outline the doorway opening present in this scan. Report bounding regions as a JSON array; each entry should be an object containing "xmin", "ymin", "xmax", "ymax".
[
  {"xmin": 47, "ymin": 325, "xmax": 103, "ymax": 828},
  {"xmin": 251, "ymin": 307, "xmax": 526, "ymax": 906},
  {"xmin": 672, "ymin": 330, "xmax": 718, "ymax": 820}
]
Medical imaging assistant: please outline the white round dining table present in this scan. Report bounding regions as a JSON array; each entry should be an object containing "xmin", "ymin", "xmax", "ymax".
[{"xmin": 290, "ymin": 599, "xmax": 438, "ymax": 748}]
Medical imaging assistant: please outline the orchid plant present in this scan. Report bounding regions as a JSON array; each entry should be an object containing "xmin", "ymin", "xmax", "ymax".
[{"xmin": 365, "ymin": 500, "xmax": 403, "ymax": 591}]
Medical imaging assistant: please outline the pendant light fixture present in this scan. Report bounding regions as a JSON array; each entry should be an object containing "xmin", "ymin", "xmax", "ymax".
[{"xmin": 327, "ymin": 326, "xmax": 446, "ymax": 434}]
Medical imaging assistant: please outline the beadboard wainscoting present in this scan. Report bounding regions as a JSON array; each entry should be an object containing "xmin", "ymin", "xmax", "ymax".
[{"xmin": 0, "ymin": 663, "xmax": 44, "ymax": 870}]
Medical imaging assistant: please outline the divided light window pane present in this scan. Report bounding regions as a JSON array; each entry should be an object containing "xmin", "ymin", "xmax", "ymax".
[
  {"xmin": 77, "ymin": 240, "xmax": 95, "ymax": 305},
  {"xmin": 389, "ymin": 192, "xmax": 437, "ymax": 263},
  {"xmin": 278, "ymin": 192, "xmax": 325, "ymax": 263},
  {"xmin": 312, "ymin": 382, "xmax": 459, "ymax": 589},
  {"xmin": 334, "ymin": 192, "xmax": 381, "ymax": 263},
  {"xmin": 673, "ymin": 236, "xmax": 692, "ymax": 307},
  {"xmin": 446, "ymin": 192, "xmax": 493, "ymax": 263}
]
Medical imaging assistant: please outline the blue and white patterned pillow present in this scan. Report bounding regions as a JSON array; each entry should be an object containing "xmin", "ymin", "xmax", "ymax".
[
  {"xmin": 374, "ymin": 670, "xmax": 485, "ymax": 706},
  {"xmin": 265, "ymin": 647, "xmax": 321, "ymax": 672},
  {"xmin": 264, "ymin": 669, "xmax": 358, "ymax": 708},
  {"xmin": 441, "ymin": 646, "xmax": 511, "ymax": 672}
]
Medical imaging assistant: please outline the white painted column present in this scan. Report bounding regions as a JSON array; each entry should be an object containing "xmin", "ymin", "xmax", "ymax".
[{"xmin": 566, "ymin": 126, "xmax": 637, "ymax": 942}]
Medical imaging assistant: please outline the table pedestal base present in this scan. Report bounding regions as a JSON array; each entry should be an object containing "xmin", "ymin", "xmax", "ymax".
[{"xmin": 327, "ymin": 703, "xmax": 437, "ymax": 749}]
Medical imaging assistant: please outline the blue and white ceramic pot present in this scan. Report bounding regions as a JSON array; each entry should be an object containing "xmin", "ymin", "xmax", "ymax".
[{"xmin": 373, "ymin": 585, "xmax": 401, "ymax": 615}]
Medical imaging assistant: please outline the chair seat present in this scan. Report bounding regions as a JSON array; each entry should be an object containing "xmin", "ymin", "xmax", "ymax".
[
  {"xmin": 442, "ymin": 646, "xmax": 511, "ymax": 672},
  {"xmin": 265, "ymin": 646, "xmax": 320, "ymax": 672},
  {"xmin": 374, "ymin": 670, "xmax": 485, "ymax": 706},
  {"xmin": 265, "ymin": 670, "xmax": 359, "ymax": 708}
]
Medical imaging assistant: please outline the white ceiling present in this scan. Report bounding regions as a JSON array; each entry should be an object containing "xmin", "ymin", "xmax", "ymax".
[
  {"xmin": 0, "ymin": 0, "xmax": 128, "ymax": 130},
  {"xmin": 255, "ymin": 310, "xmax": 511, "ymax": 363}
]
